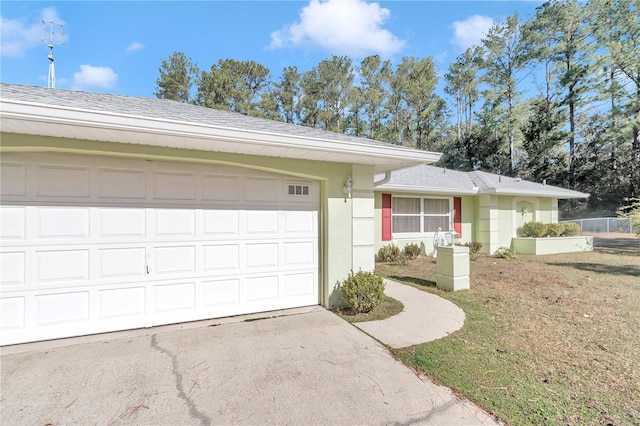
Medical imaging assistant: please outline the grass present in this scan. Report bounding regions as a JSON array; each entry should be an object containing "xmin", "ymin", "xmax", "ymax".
[
  {"xmin": 376, "ymin": 249, "xmax": 640, "ymax": 426},
  {"xmin": 333, "ymin": 294, "xmax": 404, "ymax": 323}
]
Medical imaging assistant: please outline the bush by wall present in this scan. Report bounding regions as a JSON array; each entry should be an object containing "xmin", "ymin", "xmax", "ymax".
[
  {"xmin": 377, "ymin": 244, "xmax": 408, "ymax": 265},
  {"xmin": 561, "ymin": 222, "xmax": 581, "ymax": 236},
  {"xmin": 547, "ymin": 223, "xmax": 565, "ymax": 237},
  {"xmin": 458, "ymin": 241, "xmax": 483, "ymax": 260},
  {"xmin": 340, "ymin": 270, "xmax": 385, "ymax": 313},
  {"xmin": 520, "ymin": 221, "xmax": 581, "ymax": 238},
  {"xmin": 403, "ymin": 243, "xmax": 421, "ymax": 260}
]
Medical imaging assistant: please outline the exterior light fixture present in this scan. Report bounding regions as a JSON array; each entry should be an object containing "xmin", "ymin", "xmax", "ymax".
[{"xmin": 343, "ymin": 177, "xmax": 353, "ymax": 198}]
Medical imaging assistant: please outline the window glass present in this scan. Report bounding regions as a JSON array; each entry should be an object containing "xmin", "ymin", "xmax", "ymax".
[
  {"xmin": 393, "ymin": 216, "xmax": 420, "ymax": 233},
  {"xmin": 391, "ymin": 196, "xmax": 451, "ymax": 234},
  {"xmin": 424, "ymin": 198, "xmax": 449, "ymax": 215},
  {"xmin": 393, "ymin": 197, "xmax": 420, "ymax": 214},
  {"xmin": 424, "ymin": 216, "xmax": 450, "ymax": 232}
]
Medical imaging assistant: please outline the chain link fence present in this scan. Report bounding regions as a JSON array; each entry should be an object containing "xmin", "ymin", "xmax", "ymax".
[{"xmin": 561, "ymin": 217, "xmax": 633, "ymax": 234}]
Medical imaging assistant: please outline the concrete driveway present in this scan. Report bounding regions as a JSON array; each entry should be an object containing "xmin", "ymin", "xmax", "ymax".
[{"xmin": 1, "ymin": 308, "xmax": 496, "ymax": 425}]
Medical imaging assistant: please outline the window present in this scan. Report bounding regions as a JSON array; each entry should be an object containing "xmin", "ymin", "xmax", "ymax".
[
  {"xmin": 287, "ymin": 184, "xmax": 310, "ymax": 196},
  {"xmin": 392, "ymin": 197, "xmax": 451, "ymax": 234}
]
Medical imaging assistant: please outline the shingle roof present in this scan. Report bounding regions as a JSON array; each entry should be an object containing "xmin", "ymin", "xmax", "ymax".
[
  {"xmin": 0, "ymin": 83, "xmax": 394, "ymax": 148},
  {"xmin": 0, "ymin": 83, "xmax": 441, "ymax": 173},
  {"xmin": 375, "ymin": 164, "xmax": 589, "ymax": 199}
]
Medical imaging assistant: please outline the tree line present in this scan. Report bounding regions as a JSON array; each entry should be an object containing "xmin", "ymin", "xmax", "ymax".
[{"xmin": 154, "ymin": 0, "xmax": 639, "ymax": 218}]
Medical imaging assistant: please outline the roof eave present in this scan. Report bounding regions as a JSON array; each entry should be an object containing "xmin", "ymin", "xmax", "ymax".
[
  {"xmin": 374, "ymin": 184, "xmax": 478, "ymax": 195},
  {"xmin": 483, "ymin": 188, "xmax": 590, "ymax": 199},
  {"xmin": 0, "ymin": 99, "xmax": 441, "ymax": 173}
]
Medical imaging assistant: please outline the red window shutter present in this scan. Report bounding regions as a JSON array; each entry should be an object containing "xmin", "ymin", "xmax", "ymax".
[
  {"xmin": 382, "ymin": 194, "xmax": 392, "ymax": 241},
  {"xmin": 453, "ymin": 197, "xmax": 462, "ymax": 235}
]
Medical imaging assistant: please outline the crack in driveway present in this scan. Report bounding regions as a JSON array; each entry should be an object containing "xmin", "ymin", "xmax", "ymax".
[{"xmin": 151, "ymin": 334, "xmax": 212, "ymax": 426}]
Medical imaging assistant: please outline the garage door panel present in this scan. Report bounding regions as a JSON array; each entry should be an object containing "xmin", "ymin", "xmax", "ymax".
[
  {"xmin": 245, "ymin": 177, "xmax": 279, "ymax": 202},
  {"xmin": 282, "ymin": 211, "xmax": 317, "ymax": 234},
  {"xmin": 153, "ymin": 209, "xmax": 196, "ymax": 237},
  {"xmin": 36, "ymin": 165, "xmax": 90, "ymax": 198},
  {"xmin": 0, "ymin": 162, "xmax": 27, "ymax": 196},
  {"xmin": 97, "ymin": 168, "xmax": 147, "ymax": 199},
  {"xmin": 1, "ymin": 297, "xmax": 25, "ymax": 329},
  {"xmin": 37, "ymin": 207, "xmax": 90, "ymax": 239},
  {"xmin": 246, "ymin": 276, "xmax": 279, "ymax": 302},
  {"xmin": 245, "ymin": 210, "xmax": 279, "ymax": 234},
  {"xmin": 0, "ymin": 206, "xmax": 26, "ymax": 240},
  {"xmin": 154, "ymin": 282, "xmax": 196, "ymax": 312},
  {"xmin": 203, "ymin": 210, "xmax": 239, "ymax": 235},
  {"xmin": 99, "ymin": 208, "xmax": 146, "ymax": 238},
  {"xmin": 202, "ymin": 279, "xmax": 240, "ymax": 306},
  {"xmin": 202, "ymin": 175, "xmax": 240, "ymax": 201},
  {"xmin": 284, "ymin": 272, "xmax": 316, "ymax": 297},
  {"xmin": 154, "ymin": 246, "xmax": 196, "ymax": 274},
  {"xmin": 203, "ymin": 244, "xmax": 239, "ymax": 271},
  {"xmin": 283, "ymin": 241, "xmax": 316, "ymax": 267},
  {"xmin": 98, "ymin": 247, "xmax": 146, "ymax": 279},
  {"xmin": 245, "ymin": 243, "xmax": 278, "ymax": 268},
  {"xmin": 1, "ymin": 153, "xmax": 319, "ymax": 345},
  {"xmin": 36, "ymin": 250, "xmax": 90, "ymax": 282},
  {"xmin": 37, "ymin": 291, "xmax": 89, "ymax": 325},
  {"xmin": 153, "ymin": 171, "xmax": 196, "ymax": 200},
  {"xmin": 1, "ymin": 252, "xmax": 26, "ymax": 285},
  {"xmin": 98, "ymin": 287, "xmax": 146, "ymax": 319}
]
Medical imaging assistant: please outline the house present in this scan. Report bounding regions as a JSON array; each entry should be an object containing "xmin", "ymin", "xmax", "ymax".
[
  {"xmin": 0, "ymin": 83, "xmax": 442, "ymax": 345},
  {"xmin": 373, "ymin": 165, "xmax": 589, "ymax": 255},
  {"xmin": 0, "ymin": 83, "xmax": 588, "ymax": 346}
]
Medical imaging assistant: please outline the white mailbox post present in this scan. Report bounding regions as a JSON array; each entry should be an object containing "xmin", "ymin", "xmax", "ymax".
[{"xmin": 436, "ymin": 245, "xmax": 470, "ymax": 291}]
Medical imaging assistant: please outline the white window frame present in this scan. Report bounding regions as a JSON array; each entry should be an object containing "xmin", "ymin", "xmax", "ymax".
[{"xmin": 391, "ymin": 196, "xmax": 453, "ymax": 236}]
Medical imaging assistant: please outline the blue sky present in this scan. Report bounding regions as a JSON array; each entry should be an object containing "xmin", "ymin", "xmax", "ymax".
[{"xmin": 1, "ymin": 1, "xmax": 544, "ymax": 99}]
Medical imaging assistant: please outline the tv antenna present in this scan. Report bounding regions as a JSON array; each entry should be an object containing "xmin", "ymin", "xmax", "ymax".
[{"xmin": 42, "ymin": 20, "xmax": 64, "ymax": 88}]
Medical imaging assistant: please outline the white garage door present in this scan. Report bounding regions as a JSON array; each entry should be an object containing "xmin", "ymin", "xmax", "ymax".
[{"xmin": 0, "ymin": 153, "xmax": 319, "ymax": 345}]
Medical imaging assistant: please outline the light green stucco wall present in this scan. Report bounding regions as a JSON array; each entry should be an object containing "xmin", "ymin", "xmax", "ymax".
[
  {"xmin": 1, "ymin": 133, "xmax": 376, "ymax": 308},
  {"xmin": 491, "ymin": 195, "xmax": 558, "ymax": 253}
]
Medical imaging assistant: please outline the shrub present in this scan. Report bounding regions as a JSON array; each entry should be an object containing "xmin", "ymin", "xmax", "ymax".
[
  {"xmin": 494, "ymin": 247, "xmax": 517, "ymax": 259},
  {"xmin": 547, "ymin": 223, "xmax": 565, "ymax": 237},
  {"xmin": 520, "ymin": 221, "xmax": 549, "ymax": 238},
  {"xmin": 561, "ymin": 222, "xmax": 581, "ymax": 236},
  {"xmin": 377, "ymin": 244, "xmax": 408, "ymax": 265},
  {"xmin": 377, "ymin": 243, "xmax": 400, "ymax": 262},
  {"xmin": 459, "ymin": 241, "xmax": 483, "ymax": 260},
  {"xmin": 340, "ymin": 270, "xmax": 385, "ymax": 313},
  {"xmin": 520, "ymin": 221, "xmax": 582, "ymax": 237},
  {"xmin": 403, "ymin": 243, "xmax": 421, "ymax": 260},
  {"xmin": 617, "ymin": 198, "xmax": 640, "ymax": 237}
]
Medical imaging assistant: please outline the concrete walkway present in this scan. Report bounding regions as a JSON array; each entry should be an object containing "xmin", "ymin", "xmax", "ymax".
[{"xmin": 355, "ymin": 279, "xmax": 466, "ymax": 348}]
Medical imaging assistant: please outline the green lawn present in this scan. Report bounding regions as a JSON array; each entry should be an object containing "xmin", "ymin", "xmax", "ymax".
[{"xmin": 376, "ymin": 249, "xmax": 640, "ymax": 425}]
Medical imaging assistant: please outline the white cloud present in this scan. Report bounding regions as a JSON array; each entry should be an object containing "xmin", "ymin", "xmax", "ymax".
[
  {"xmin": 450, "ymin": 15, "xmax": 494, "ymax": 50},
  {"xmin": 1, "ymin": 7, "xmax": 65, "ymax": 57},
  {"xmin": 269, "ymin": 0, "xmax": 405, "ymax": 57},
  {"xmin": 72, "ymin": 65, "xmax": 118, "ymax": 90},
  {"xmin": 126, "ymin": 41, "xmax": 145, "ymax": 52}
]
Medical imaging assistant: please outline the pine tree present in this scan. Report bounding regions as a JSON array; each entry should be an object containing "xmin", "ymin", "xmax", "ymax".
[{"xmin": 154, "ymin": 51, "xmax": 199, "ymax": 103}]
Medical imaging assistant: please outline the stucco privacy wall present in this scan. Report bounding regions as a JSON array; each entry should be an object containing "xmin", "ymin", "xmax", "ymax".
[
  {"xmin": 484, "ymin": 195, "xmax": 557, "ymax": 253},
  {"xmin": 373, "ymin": 192, "xmax": 475, "ymax": 255},
  {"xmin": 1, "ymin": 133, "xmax": 373, "ymax": 307}
]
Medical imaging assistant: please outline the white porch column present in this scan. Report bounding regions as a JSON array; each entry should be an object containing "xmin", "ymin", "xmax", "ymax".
[{"xmin": 350, "ymin": 164, "xmax": 375, "ymax": 272}]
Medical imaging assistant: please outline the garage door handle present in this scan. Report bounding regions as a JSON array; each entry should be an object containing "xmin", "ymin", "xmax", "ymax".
[{"xmin": 146, "ymin": 265, "xmax": 150, "ymax": 275}]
